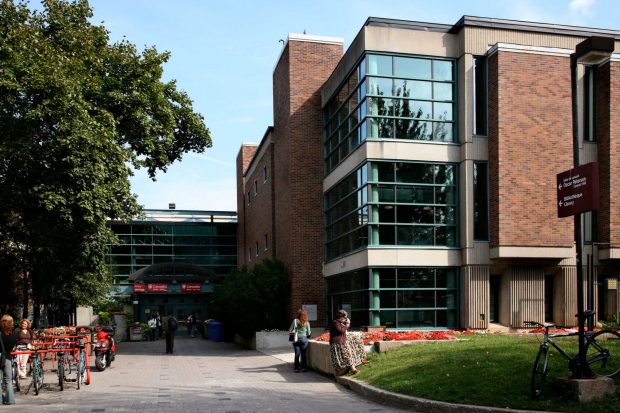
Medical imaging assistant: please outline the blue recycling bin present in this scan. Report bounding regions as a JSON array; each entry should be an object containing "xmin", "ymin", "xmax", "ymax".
[{"xmin": 207, "ymin": 321, "xmax": 224, "ymax": 342}]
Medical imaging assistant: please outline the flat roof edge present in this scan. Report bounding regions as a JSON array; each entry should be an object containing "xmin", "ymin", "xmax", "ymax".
[
  {"xmin": 451, "ymin": 15, "xmax": 620, "ymax": 38},
  {"xmin": 288, "ymin": 33, "xmax": 344, "ymax": 45},
  {"xmin": 366, "ymin": 17, "xmax": 452, "ymax": 33}
]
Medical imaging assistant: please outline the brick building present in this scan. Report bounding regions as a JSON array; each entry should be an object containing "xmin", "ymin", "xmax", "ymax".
[{"xmin": 237, "ymin": 17, "xmax": 620, "ymax": 330}]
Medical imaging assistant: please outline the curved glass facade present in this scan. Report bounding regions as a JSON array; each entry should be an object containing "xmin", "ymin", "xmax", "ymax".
[
  {"xmin": 324, "ymin": 53, "xmax": 456, "ymax": 174},
  {"xmin": 325, "ymin": 161, "xmax": 458, "ymax": 261},
  {"xmin": 327, "ymin": 267, "xmax": 458, "ymax": 329},
  {"xmin": 108, "ymin": 216, "xmax": 238, "ymax": 285}
]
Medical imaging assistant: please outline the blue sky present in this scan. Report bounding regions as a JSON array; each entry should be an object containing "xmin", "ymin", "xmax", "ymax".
[{"xmin": 74, "ymin": 1, "xmax": 620, "ymax": 211}]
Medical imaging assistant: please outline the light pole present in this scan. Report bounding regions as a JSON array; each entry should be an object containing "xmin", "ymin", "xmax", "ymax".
[{"xmin": 570, "ymin": 35, "xmax": 614, "ymax": 379}]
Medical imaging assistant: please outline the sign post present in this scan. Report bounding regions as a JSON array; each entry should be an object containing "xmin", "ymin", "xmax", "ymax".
[
  {"xmin": 557, "ymin": 162, "xmax": 599, "ymax": 378},
  {"xmin": 557, "ymin": 162, "xmax": 599, "ymax": 218}
]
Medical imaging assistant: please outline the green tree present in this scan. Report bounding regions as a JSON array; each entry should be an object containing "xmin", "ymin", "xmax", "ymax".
[
  {"xmin": 211, "ymin": 259, "xmax": 291, "ymax": 338},
  {"xmin": 0, "ymin": 0, "xmax": 212, "ymax": 324}
]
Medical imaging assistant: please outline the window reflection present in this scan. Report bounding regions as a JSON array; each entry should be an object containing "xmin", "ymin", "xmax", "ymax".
[{"xmin": 324, "ymin": 54, "xmax": 456, "ymax": 173}]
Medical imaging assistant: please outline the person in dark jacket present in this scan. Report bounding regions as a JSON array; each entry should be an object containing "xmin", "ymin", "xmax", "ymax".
[
  {"xmin": 329, "ymin": 309, "xmax": 359, "ymax": 375},
  {"xmin": 1, "ymin": 314, "xmax": 18, "ymax": 405},
  {"xmin": 162, "ymin": 312, "xmax": 178, "ymax": 354},
  {"xmin": 14, "ymin": 319, "xmax": 33, "ymax": 379}
]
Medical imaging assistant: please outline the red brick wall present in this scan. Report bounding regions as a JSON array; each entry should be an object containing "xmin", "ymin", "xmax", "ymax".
[
  {"xmin": 242, "ymin": 142, "xmax": 276, "ymax": 266},
  {"xmin": 272, "ymin": 39, "xmax": 343, "ymax": 325},
  {"xmin": 597, "ymin": 61, "xmax": 620, "ymax": 244},
  {"xmin": 488, "ymin": 51, "xmax": 574, "ymax": 248},
  {"xmin": 236, "ymin": 145, "xmax": 257, "ymax": 264}
]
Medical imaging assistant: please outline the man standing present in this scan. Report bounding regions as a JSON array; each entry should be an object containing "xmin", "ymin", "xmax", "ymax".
[
  {"xmin": 163, "ymin": 312, "xmax": 178, "ymax": 354},
  {"xmin": 147, "ymin": 315, "xmax": 157, "ymax": 342},
  {"xmin": 187, "ymin": 312, "xmax": 196, "ymax": 337}
]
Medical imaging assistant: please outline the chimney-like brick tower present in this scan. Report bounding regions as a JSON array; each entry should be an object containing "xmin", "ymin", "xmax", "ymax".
[{"xmin": 271, "ymin": 34, "xmax": 343, "ymax": 326}]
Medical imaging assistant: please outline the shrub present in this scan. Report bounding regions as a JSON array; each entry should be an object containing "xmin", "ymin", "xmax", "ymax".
[
  {"xmin": 98, "ymin": 311, "xmax": 110, "ymax": 326},
  {"xmin": 211, "ymin": 259, "xmax": 290, "ymax": 338}
]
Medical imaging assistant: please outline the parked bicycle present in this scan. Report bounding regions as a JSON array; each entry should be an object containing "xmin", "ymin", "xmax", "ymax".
[
  {"xmin": 524, "ymin": 317, "xmax": 620, "ymax": 398},
  {"xmin": 55, "ymin": 339, "xmax": 72, "ymax": 391},
  {"xmin": 29, "ymin": 348, "xmax": 44, "ymax": 395},
  {"xmin": 71, "ymin": 339, "xmax": 87, "ymax": 389},
  {"xmin": 11, "ymin": 355, "xmax": 20, "ymax": 392}
]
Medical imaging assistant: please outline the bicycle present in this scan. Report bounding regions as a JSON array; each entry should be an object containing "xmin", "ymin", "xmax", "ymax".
[
  {"xmin": 11, "ymin": 355, "xmax": 20, "ymax": 393},
  {"xmin": 524, "ymin": 319, "xmax": 620, "ymax": 398},
  {"xmin": 75, "ymin": 342, "xmax": 87, "ymax": 389},
  {"xmin": 55, "ymin": 347, "xmax": 71, "ymax": 391},
  {"xmin": 29, "ymin": 349, "xmax": 44, "ymax": 395}
]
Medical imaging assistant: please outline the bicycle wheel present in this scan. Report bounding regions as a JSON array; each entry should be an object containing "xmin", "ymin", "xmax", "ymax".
[
  {"xmin": 585, "ymin": 329, "xmax": 620, "ymax": 378},
  {"xmin": 13, "ymin": 361, "xmax": 20, "ymax": 392},
  {"xmin": 76, "ymin": 354, "xmax": 84, "ymax": 390},
  {"xmin": 531, "ymin": 346, "xmax": 549, "ymax": 399},
  {"xmin": 33, "ymin": 358, "xmax": 42, "ymax": 395},
  {"xmin": 58, "ymin": 359, "xmax": 64, "ymax": 391}
]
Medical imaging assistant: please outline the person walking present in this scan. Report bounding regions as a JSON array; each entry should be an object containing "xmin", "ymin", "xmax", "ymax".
[
  {"xmin": 1, "ymin": 315, "xmax": 18, "ymax": 405},
  {"xmin": 156, "ymin": 313, "xmax": 163, "ymax": 339},
  {"xmin": 14, "ymin": 319, "xmax": 33, "ymax": 379},
  {"xmin": 147, "ymin": 315, "xmax": 157, "ymax": 342},
  {"xmin": 186, "ymin": 312, "xmax": 196, "ymax": 337},
  {"xmin": 288, "ymin": 309, "xmax": 311, "ymax": 372},
  {"xmin": 328, "ymin": 309, "xmax": 359, "ymax": 375},
  {"xmin": 163, "ymin": 312, "xmax": 178, "ymax": 354}
]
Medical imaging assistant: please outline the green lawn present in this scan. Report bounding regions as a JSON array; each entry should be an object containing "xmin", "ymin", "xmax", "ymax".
[{"xmin": 355, "ymin": 333, "xmax": 620, "ymax": 413}]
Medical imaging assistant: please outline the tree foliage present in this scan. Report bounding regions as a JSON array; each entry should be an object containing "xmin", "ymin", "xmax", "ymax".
[
  {"xmin": 211, "ymin": 259, "xmax": 291, "ymax": 338},
  {"xmin": 0, "ymin": 0, "xmax": 212, "ymax": 323}
]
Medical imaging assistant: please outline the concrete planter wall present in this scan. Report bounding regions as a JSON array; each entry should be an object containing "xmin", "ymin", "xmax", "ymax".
[
  {"xmin": 308, "ymin": 340, "xmax": 336, "ymax": 375},
  {"xmin": 234, "ymin": 331, "xmax": 290, "ymax": 350}
]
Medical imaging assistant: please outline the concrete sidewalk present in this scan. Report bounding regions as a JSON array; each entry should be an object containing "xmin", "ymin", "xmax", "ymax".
[{"xmin": 6, "ymin": 337, "xmax": 409, "ymax": 413}]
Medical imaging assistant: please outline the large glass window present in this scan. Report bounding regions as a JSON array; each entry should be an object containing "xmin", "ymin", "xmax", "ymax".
[
  {"xmin": 327, "ymin": 267, "xmax": 458, "ymax": 329},
  {"xmin": 473, "ymin": 162, "xmax": 489, "ymax": 241},
  {"xmin": 368, "ymin": 161, "xmax": 458, "ymax": 247},
  {"xmin": 473, "ymin": 56, "xmax": 488, "ymax": 136},
  {"xmin": 324, "ymin": 53, "xmax": 457, "ymax": 174},
  {"xmin": 584, "ymin": 66, "xmax": 597, "ymax": 142},
  {"xmin": 324, "ymin": 164, "xmax": 369, "ymax": 260},
  {"xmin": 108, "ymin": 220, "xmax": 238, "ymax": 284}
]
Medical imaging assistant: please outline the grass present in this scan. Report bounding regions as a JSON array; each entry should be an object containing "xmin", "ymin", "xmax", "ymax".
[{"xmin": 355, "ymin": 333, "xmax": 620, "ymax": 413}]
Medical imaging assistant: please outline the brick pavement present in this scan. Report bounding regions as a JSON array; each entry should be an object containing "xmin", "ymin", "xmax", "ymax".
[{"xmin": 4, "ymin": 337, "xmax": 409, "ymax": 413}]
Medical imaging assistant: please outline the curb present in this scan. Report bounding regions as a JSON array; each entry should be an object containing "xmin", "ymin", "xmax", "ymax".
[{"xmin": 336, "ymin": 376, "xmax": 560, "ymax": 413}]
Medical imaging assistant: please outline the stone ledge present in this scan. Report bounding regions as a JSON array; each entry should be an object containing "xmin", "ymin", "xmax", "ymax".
[
  {"xmin": 337, "ymin": 376, "xmax": 556, "ymax": 413},
  {"xmin": 554, "ymin": 376, "xmax": 616, "ymax": 402}
]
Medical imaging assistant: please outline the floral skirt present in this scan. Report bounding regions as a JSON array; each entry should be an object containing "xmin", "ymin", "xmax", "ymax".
[
  {"xmin": 330, "ymin": 335, "xmax": 366, "ymax": 372},
  {"xmin": 330, "ymin": 342, "xmax": 355, "ymax": 372},
  {"xmin": 347, "ymin": 335, "xmax": 366, "ymax": 365}
]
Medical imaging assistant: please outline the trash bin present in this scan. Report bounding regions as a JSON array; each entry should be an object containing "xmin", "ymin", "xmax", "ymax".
[{"xmin": 207, "ymin": 321, "xmax": 224, "ymax": 342}]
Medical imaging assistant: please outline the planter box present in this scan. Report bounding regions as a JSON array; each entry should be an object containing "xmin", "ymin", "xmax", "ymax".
[
  {"xmin": 234, "ymin": 331, "xmax": 290, "ymax": 350},
  {"xmin": 308, "ymin": 340, "xmax": 335, "ymax": 375}
]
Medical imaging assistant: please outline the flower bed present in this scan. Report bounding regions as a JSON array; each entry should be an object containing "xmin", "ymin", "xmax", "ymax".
[{"xmin": 314, "ymin": 330, "xmax": 460, "ymax": 345}]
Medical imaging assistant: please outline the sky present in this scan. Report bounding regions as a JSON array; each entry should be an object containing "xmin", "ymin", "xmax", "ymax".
[{"xmin": 45, "ymin": 0, "xmax": 620, "ymax": 211}]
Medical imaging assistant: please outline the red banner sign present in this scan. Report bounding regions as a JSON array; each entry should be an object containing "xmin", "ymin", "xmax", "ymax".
[
  {"xmin": 133, "ymin": 283, "xmax": 146, "ymax": 293},
  {"xmin": 146, "ymin": 283, "xmax": 168, "ymax": 293},
  {"xmin": 182, "ymin": 283, "xmax": 202, "ymax": 293}
]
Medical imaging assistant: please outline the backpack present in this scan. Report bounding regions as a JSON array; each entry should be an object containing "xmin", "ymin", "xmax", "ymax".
[{"xmin": 167, "ymin": 317, "xmax": 178, "ymax": 331}]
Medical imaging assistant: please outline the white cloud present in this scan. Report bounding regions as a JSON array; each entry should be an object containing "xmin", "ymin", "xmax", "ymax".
[
  {"xmin": 186, "ymin": 153, "xmax": 236, "ymax": 167},
  {"xmin": 569, "ymin": 0, "xmax": 596, "ymax": 17}
]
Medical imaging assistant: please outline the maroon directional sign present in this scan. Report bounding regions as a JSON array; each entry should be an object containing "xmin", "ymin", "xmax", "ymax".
[{"xmin": 557, "ymin": 162, "xmax": 599, "ymax": 218}]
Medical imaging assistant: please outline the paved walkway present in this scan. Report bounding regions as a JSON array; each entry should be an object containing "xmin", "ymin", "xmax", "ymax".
[{"xmin": 6, "ymin": 337, "xmax": 410, "ymax": 413}]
